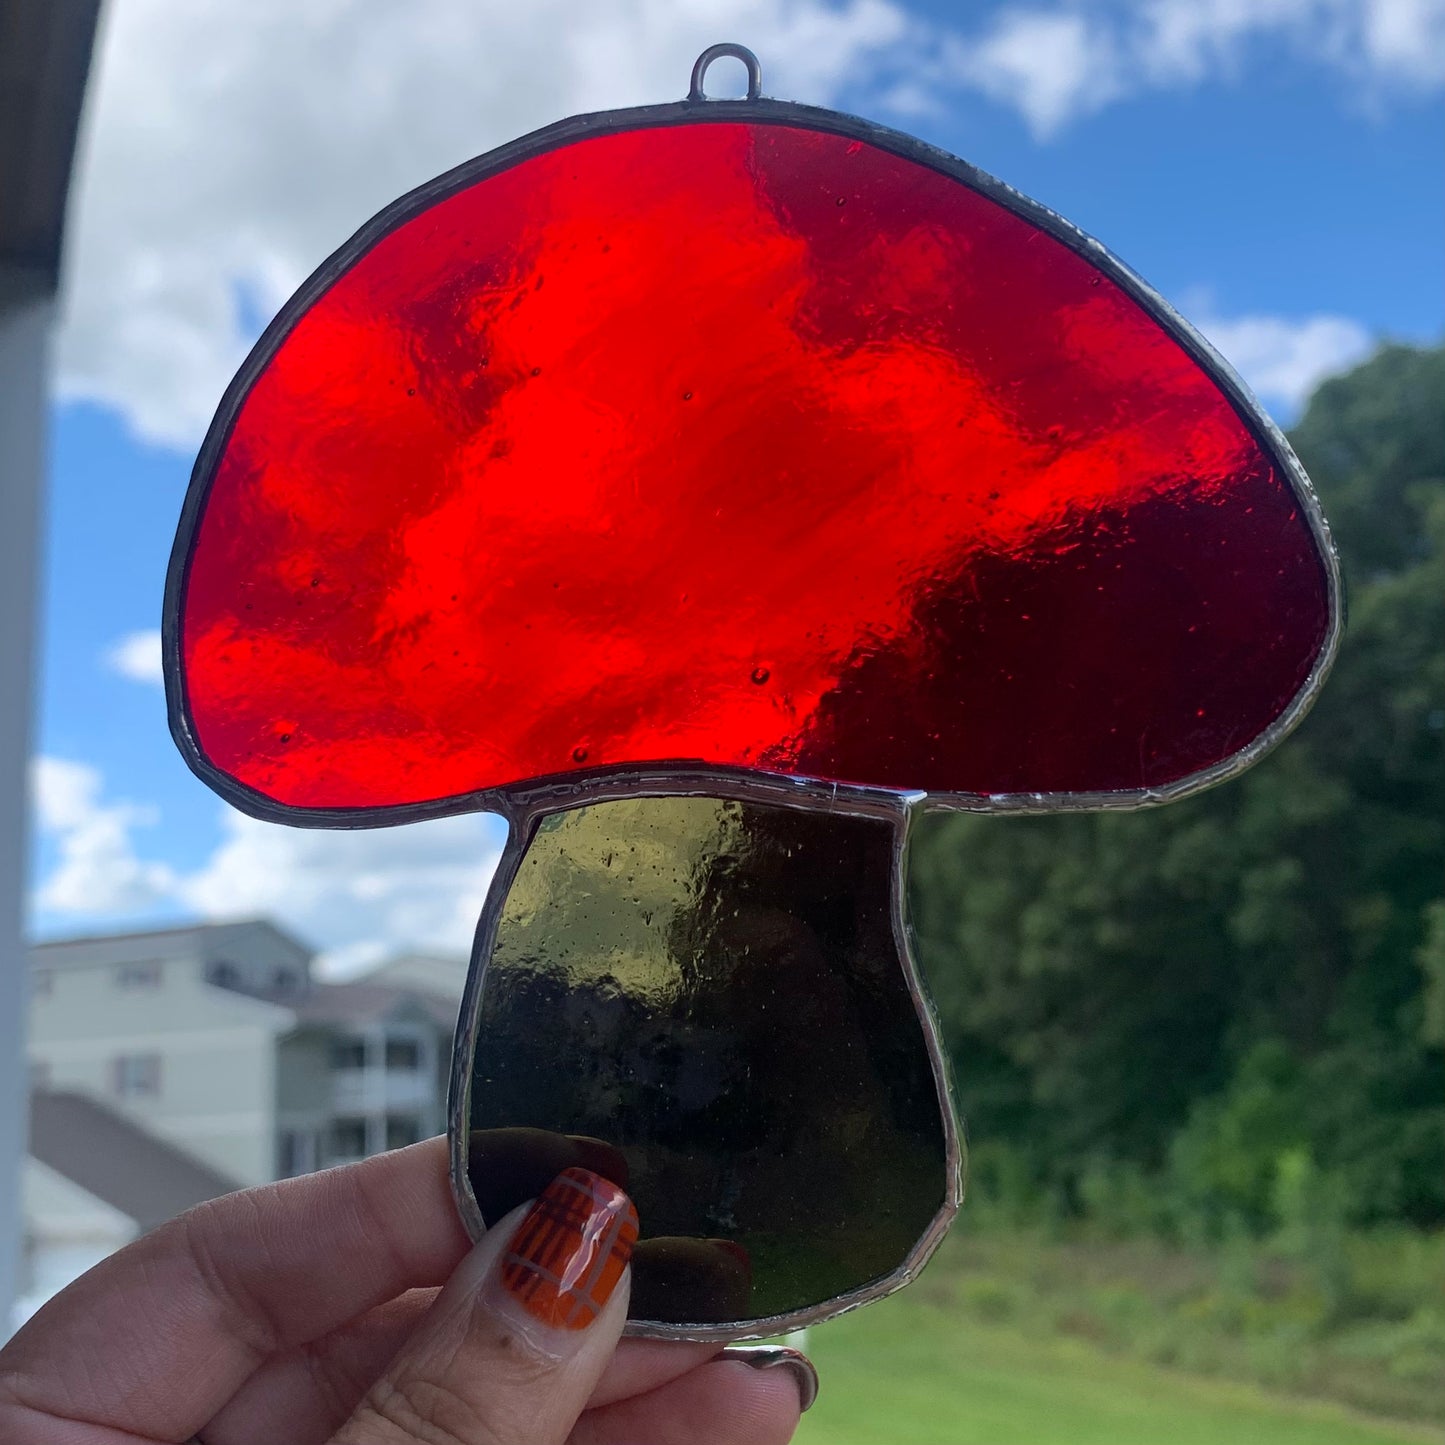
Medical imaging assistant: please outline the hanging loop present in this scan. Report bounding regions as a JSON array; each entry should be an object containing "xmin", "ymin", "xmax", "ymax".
[{"xmin": 688, "ymin": 43, "xmax": 763, "ymax": 102}]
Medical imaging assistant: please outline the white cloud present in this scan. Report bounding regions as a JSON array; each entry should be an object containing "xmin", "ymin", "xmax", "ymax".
[
  {"xmin": 1191, "ymin": 308, "xmax": 1375, "ymax": 413},
  {"xmin": 175, "ymin": 806, "xmax": 506, "ymax": 977},
  {"xmin": 944, "ymin": 0, "xmax": 1445, "ymax": 138},
  {"xmin": 104, "ymin": 628, "xmax": 163, "ymax": 686},
  {"xmin": 31, "ymin": 758, "xmax": 176, "ymax": 914},
  {"xmin": 945, "ymin": 11, "xmax": 1122, "ymax": 134},
  {"xmin": 31, "ymin": 755, "xmax": 506, "ymax": 975},
  {"xmin": 1362, "ymin": 0, "xmax": 1445, "ymax": 85}
]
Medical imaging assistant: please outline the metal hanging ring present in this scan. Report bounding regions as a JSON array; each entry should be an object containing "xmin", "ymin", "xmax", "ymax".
[{"xmin": 688, "ymin": 43, "xmax": 763, "ymax": 102}]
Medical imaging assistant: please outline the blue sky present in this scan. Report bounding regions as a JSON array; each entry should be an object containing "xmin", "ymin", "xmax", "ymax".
[{"xmin": 30, "ymin": 0, "xmax": 1444, "ymax": 972}]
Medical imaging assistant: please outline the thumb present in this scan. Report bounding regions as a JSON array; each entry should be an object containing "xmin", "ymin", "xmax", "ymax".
[{"xmin": 330, "ymin": 1167, "xmax": 637, "ymax": 1445}]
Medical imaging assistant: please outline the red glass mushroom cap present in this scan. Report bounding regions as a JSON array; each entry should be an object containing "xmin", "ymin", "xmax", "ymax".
[{"xmin": 167, "ymin": 109, "xmax": 1337, "ymax": 822}]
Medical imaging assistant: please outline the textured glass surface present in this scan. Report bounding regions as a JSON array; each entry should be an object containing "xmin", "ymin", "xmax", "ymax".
[
  {"xmin": 177, "ymin": 119, "xmax": 1331, "ymax": 814},
  {"xmin": 467, "ymin": 794, "xmax": 949, "ymax": 1326}
]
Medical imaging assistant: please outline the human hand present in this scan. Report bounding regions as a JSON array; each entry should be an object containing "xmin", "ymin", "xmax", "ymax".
[{"xmin": 0, "ymin": 1138, "xmax": 813, "ymax": 1443}]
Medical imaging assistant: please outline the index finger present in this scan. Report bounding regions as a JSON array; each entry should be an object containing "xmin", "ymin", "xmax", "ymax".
[{"xmin": 0, "ymin": 1137, "xmax": 470, "ymax": 1442}]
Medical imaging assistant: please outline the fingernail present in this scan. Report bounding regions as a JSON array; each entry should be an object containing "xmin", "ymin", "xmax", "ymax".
[
  {"xmin": 498, "ymin": 1167, "xmax": 638, "ymax": 1332},
  {"xmin": 719, "ymin": 1344, "xmax": 820, "ymax": 1412}
]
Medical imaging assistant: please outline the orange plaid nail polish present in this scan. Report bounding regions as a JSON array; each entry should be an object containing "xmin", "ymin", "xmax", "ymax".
[{"xmin": 499, "ymin": 1167, "xmax": 638, "ymax": 1330}]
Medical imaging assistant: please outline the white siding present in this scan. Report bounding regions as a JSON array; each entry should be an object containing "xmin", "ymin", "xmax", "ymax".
[{"xmin": 29, "ymin": 952, "xmax": 295, "ymax": 1187}]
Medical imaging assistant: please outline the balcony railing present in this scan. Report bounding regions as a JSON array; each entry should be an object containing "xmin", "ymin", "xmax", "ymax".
[{"xmin": 331, "ymin": 1066, "xmax": 434, "ymax": 1113}]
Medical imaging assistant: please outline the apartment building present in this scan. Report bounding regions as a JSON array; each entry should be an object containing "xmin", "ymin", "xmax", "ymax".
[{"xmin": 27, "ymin": 920, "xmax": 462, "ymax": 1185}]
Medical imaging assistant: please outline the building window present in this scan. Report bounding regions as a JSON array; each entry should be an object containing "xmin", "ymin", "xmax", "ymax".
[
  {"xmin": 386, "ymin": 1114, "xmax": 421, "ymax": 1150},
  {"xmin": 208, "ymin": 960, "xmax": 240, "ymax": 989},
  {"xmin": 329, "ymin": 1117, "xmax": 368, "ymax": 1158},
  {"xmin": 279, "ymin": 1129, "xmax": 317, "ymax": 1177},
  {"xmin": 32, "ymin": 968, "xmax": 53, "ymax": 998},
  {"xmin": 111, "ymin": 1053, "xmax": 161, "ymax": 1098},
  {"xmin": 117, "ymin": 961, "xmax": 162, "ymax": 989},
  {"xmin": 384, "ymin": 1038, "xmax": 421, "ymax": 1071},
  {"xmin": 272, "ymin": 968, "xmax": 299, "ymax": 993},
  {"xmin": 330, "ymin": 1038, "xmax": 367, "ymax": 1070}
]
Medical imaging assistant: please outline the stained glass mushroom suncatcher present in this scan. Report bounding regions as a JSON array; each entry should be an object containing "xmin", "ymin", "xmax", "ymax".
[{"xmin": 165, "ymin": 44, "xmax": 1337, "ymax": 1339}]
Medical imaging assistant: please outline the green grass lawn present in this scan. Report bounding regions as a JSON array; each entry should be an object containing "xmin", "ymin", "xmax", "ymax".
[{"xmin": 794, "ymin": 1290, "xmax": 1445, "ymax": 1445}]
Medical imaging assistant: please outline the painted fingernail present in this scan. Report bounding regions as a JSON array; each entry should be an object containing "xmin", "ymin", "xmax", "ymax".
[
  {"xmin": 499, "ymin": 1167, "xmax": 638, "ymax": 1331},
  {"xmin": 719, "ymin": 1344, "xmax": 820, "ymax": 1412}
]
